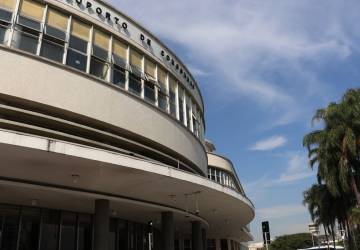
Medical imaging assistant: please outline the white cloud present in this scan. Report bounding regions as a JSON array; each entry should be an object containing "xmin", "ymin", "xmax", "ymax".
[
  {"xmin": 257, "ymin": 204, "xmax": 307, "ymax": 220},
  {"xmin": 244, "ymin": 153, "xmax": 314, "ymax": 192},
  {"xmin": 249, "ymin": 136, "xmax": 286, "ymax": 151},
  {"xmin": 278, "ymin": 154, "xmax": 314, "ymax": 183},
  {"xmin": 112, "ymin": 0, "xmax": 358, "ymax": 126}
]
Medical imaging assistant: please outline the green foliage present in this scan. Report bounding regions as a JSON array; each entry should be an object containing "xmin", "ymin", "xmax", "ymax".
[
  {"xmin": 303, "ymin": 88, "xmax": 360, "ymax": 249},
  {"xmin": 269, "ymin": 233, "xmax": 313, "ymax": 250}
]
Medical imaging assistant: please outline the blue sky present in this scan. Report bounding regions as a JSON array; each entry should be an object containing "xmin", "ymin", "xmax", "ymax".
[{"xmin": 110, "ymin": 0, "xmax": 360, "ymax": 242}]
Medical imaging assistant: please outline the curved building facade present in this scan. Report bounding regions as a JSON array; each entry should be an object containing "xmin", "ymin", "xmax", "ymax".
[{"xmin": 0, "ymin": 1, "xmax": 254, "ymax": 250}]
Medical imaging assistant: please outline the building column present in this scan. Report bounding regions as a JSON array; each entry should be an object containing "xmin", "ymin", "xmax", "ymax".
[
  {"xmin": 161, "ymin": 212, "xmax": 174, "ymax": 250},
  {"xmin": 94, "ymin": 199, "xmax": 110, "ymax": 250},
  {"xmin": 192, "ymin": 221, "xmax": 203, "ymax": 250},
  {"xmin": 202, "ymin": 228, "xmax": 207, "ymax": 250}
]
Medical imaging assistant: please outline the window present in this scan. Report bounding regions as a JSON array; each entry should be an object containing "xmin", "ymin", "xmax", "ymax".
[
  {"xmin": 145, "ymin": 58, "xmax": 156, "ymax": 80},
  {"xmin": 60, "ymin": 212, "xmax": 77, "ymax": 250},
  {"xmin": 90, "ymin": 29, "xmax": 109, "ymax": 80},
  {"xmin": 0, "ymin": 0, "xmax": 16, "ymax": 23},
  {"xmin": 17, "ymin": 0, "xmax": 44, "ymax": 31},
  {"xmin": 207, "ymin": 239, "xmax": 216, "ymax": 250},
  {"xmin": 0, "ymin": 22, "xmax": 10, "ymax": 44},
  {"xmin": 40, "ymin": 8, "xmax": 68, "ymax": 62},
  {"xmin": 0, "ymin": 205, "xmax": 20, "ymax": 250},
  {"xmin": 130, "ymin": 49, "xmax": 142, "ymax": 74},
  {"xmin": 144, "ymin": 58, "xmax": 156, "ymax": 103},
  {"xmin": 184, "ymin": 239, "xmax": 192, "ymax": 250},
  {"xmin": 169, "ymin": 77, "xmax": 177, "ymax": 118},
  {"xmin": 112, "ymin": 39, "xmax": 127, "ymax": 88},
  {"xmin": 18, "ymin": 208, "xmax": 41, "ymax": 250},
  {"xmin": 129, "ymin": 49, "xmax": 143, "ymax": 96},
  {"xmin": 186, "ymin": 96, "xmax": 191, "ymax": 129},
  {"xmin": 144, "ymin": 81, "xmax": 156, "ymax": 103},
  {"xmin": 78, "ymin": 215, "xmax": 92, "ymax": 250},
  {"xmin": 66, "ymin": 19, "xmax": 90, "ymax": 72},
  {"xmin": 112, "ymin": 65, "xmax": 126, "ymax": 88},
  {"xmin": 41, "ymin": 210, "xmax": 60, "ymax": 250},
  {"xmin": 178, "ymin": 88, "xmax": 185, "ymax": 124},
  {"xmin": 157, "ymin": 67, "xmax": 168, "ymax": 111},
  {"xmin": 128, "ymin": 74, "xmax": 142, "ymax": 96},
  {"xmin": 11, "ymin": 27, "xmax": 39, "ymax": 54},
  {"xmin": 40, "ymin": 37, "xmax": 64, "ymax": 62},
  {"xmin": 11, "ymin": 0, "xmax": 44, "ymax": 54},
  {"xmin": 45, "ymin": 8, "xmax": 68, "ymax": 40},
  {"xmin": 220, "ymin": 239, "xmax": 228, "ymax": 250}
]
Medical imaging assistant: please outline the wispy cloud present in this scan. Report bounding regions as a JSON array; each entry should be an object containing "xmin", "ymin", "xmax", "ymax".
[
  {"xmin": 278, "ymin": 154, "xmax": 314, "ymax": 183},
  {"xmin": 244, "ymin": 153, "xmax": 314, "ymax": 192},
  {"xmin": 257, "ymin": 204, "xmax": 307, "ymax": 220},
  {"xmin": 113, "ymin": 0, "xmax": 358, "ymax": 126},
  {"xmin": 249, "ymin": 136, "xmax": 287, "ymax": 151}
]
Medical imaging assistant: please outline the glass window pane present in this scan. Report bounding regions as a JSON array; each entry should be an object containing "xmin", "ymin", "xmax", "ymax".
[
  {"xmin": 66, "ymin": 49, "xmax": 87, "ymax": 72},
  {"xmin": 40, "ymin": 39, "xmax": 64, "ymax": 62},
  {"xmin": 0, "ymin": 0, "xmax": 16, "ymax": 11},
  {"xmin": 157, "ymin": 67, "xmax": 166, "ymax": 88},
  {"xmin": 0, "ymin": 8, "xmax": 13, "ymax": 22},
  {"xmin": 19, "ymin": 0, "xmax": 44, "ymax": 21},
  {"xmin": 90, "ymin": 57, "xmax": 108, "ymax": 80},
  {"xmin": 158, "ymin": 93, "xmax": 167, "ymax": 111},
  {"xmin": 71, "ymin": 19, "xmax": 90, "ymax": 41},
  {"xmin": 17, "ymin": 15, "xmax": 41, "ymax": 31},
  {"xmin": 46, "ymin": 9, "xmax": 68, "ymax": 40},
  {"xmin": 60, "ymin": 212, "xmax": 76, "ymax": 250},
  {"xmin": 112, "ymin": 66, "xmax": 126, "ymax": 88},
  {"xmin": 19, "ymin": 207, "xmax": 41, "ymax": 250},
  {"xmin": 113, "ymin": 39, "xmax": 127, "ymax": 61},
  {"xmin": 78, "ymin": 214, "xmax": 92, "ymax": 250},
  {"xmin": 118, "ymin": 220, "xmax": 128, "ymax": 250},
  {"xmin": 69, "ymin": 35, "xmax": 87, "ymax": 53},
  {"xmin": 130, "ymin": 49, "xmax": 142, "ymax": 70},
  {"xmin": 12, "ymin": 30, "xmax": 39, "ymax": 54},
  {"xmin": 0, "ymin": 25, "xmax": 9, "ymax": 44},
  {"xmin": 40, "ymin": 210, "xmax": 60, "ymax": 250},
  {"xmin": 144, "ymin": 82, "xmax": 155, "ymax": 103},
  {"xmin": 0, "ymin": 204, "xmax": 20, "ymax": 250},
  {"xmin": 145, "ymin": 58, "xmax": 156, "ymax": 79},
  {"xmin": 46, "ymin": 9, "xmax": 68, "ymax": 32},
  {"xmin": 93, "ymin": 29, "xmax": 109, "ymax": 51},
  {"xmin": 129, "ymin": 74, "xmax": 142, "ymax": 96}
]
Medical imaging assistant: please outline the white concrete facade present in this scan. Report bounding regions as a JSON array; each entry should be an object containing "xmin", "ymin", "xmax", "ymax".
[{"xmin": 0, "ymin": 0, "xmax": 254, "ymax": 249}]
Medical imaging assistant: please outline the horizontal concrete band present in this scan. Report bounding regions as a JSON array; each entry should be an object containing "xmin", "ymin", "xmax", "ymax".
[
  {"xmin": 0, "ymin": 128, "xmax": 254, "ymax": 239},
  {"xmin": 0, "ymin": 48, "xmax": 208, "ymax": 175}
]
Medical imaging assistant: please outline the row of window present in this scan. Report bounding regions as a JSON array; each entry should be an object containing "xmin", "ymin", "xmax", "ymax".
[
  {"xmin": 0, "ymin": 0, "xmax": 205, "ymax": 140},
  {"xmin": 0, "ymin": 203, "xmax": 155, "ymax": 250},
  {"xmin": 208, "ymin": 167, "xmax": 242, "ymax": 194}
]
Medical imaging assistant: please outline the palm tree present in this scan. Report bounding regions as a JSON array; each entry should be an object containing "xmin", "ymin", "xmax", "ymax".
[
  {"xmin": 303, "ymin": 89, "xmax": 360, "ymax": 205},
  {"xmin": 303, "ymin": 184, "xmax": 338, "ymax": 250}
]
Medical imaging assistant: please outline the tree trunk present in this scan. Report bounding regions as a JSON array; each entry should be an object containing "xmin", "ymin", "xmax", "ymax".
[
  {"xmin": 350, "ymin": 173, "xmax": 360, "ymax": 206},
  {"xmin": 324, "ymin": 226, "xmax": 330, "ymax": 250},
  {"xmin": 331, "ymin": 225, "xmax": 336, "ymax": 250}
]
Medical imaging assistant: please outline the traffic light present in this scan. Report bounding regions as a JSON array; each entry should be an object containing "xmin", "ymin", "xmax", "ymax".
[{"xmin": 262, "ymin": 221, "xmax": 271, "ymax": 245}]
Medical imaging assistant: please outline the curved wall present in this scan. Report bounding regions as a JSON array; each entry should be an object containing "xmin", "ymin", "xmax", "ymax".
[
  {"xmin": 208, "ymin": 153, "xmax": 235, "ymax": 174},
  {"xmin": 0, "ymin": 48, "xmax": 208, "ymax": 174}
]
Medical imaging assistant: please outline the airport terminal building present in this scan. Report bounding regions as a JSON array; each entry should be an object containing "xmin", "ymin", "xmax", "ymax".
[{"xmin": 0, "ymin": 0, "xmax": 254, "ymax": 250}]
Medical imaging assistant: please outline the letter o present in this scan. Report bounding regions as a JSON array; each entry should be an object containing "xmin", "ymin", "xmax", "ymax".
[
  {"xmin": 122, "ymin": 22, "xmax": 128, "ymax": 29},
  {"xmin": 96, "ymin": 7, "xmax": 102, "ymax": 15}
]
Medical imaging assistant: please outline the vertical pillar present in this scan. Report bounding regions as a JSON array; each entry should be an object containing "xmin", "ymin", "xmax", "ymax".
[
  {"xmin": 161, "ymin": 212, "xmax": 174, "ymax": 250},
  {"xmin": 202, "ymin": 229, "xmax": 207, "ymax": 250},
  {"xmin": 192, "ymin": 221, "xmax": 203, "ymax": 250},
  {"xmin": 94, "ymin": 199, "xmax": 109, "ymax": 250}
]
